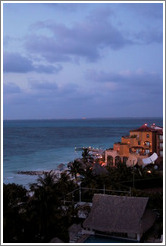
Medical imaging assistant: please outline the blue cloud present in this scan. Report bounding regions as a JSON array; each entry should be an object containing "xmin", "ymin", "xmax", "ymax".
[
  {"xmin": 134, "ymin": 29, "xmax": 163, "ymax": 45},
  {"xmin": 25, "ymin": 9, "xmax": 132, "ymax": 63},
  {"xmin": 85, "ymin": 69, "xmax": 163, "ymax": 95},
  {"xmin": 3, "ymin": 52, "xmax": 63, "ymax": 73},
  {"xmin": 4, "ymin": 52, "xmax": 33, "ymax": 73},
  {"xmin": 123, "ymin": 3, "xmax": 163, "ymax": 19},
  {"xmin": 25, "ymin": 5, "xmax": 162, "ymax": 64},
  {"xmin": 34, "ymin": 64, "xmax": 62, "ymax": 74}
]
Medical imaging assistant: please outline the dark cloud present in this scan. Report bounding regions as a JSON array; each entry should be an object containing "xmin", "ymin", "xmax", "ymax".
[
  {"xmin": 3, "ymin": 69, "xmax": 162, "ymax": 119},
  {"xmin": 25, "ymin": 9, "xmax": 132, "ymax": 63},
  {"xmin": 3, "ymin": 4, "xmax": 163, "ymax": 119},
  {"xmin": 134, "ymin": 29, "xmax": 162, "ymax": 45},
  {"xmin": 25, "ymin": 35, "xmax": 73, "ymax": 62},
  {"xmin": 85, "ymin": 69, "xmax": 163, "ymax": 94},
  {"xmin": 34, "ymin": 64, "xmax": 62, "ymax": 73},
  {"xmin": 122, "ymin": 3, "xmax": 163, "ymax": 19},
  {"xmin": 3, "ymin": 52, "xmax": 63, "ymax": 73},
  {"xmin": 3, "ymin": 79, "xmax": 162, "ymax": 120},
  {"xmin": 27, "ymin": 79, "xmax": 80, "ymax": 101},
  {"xmin": 42, "ymin": 3, "xmax": 82, "ymax": 12},
  {"xmin": 4, "ymin": 52, "xmax": 33, "ymax": 73},
  {"xmin": 25, "ymin": 4, "xmax": 162, "ymax": 64},
  {"xmin": 87, "ymin": 7, "xmax": 115, "ymax": 22}
]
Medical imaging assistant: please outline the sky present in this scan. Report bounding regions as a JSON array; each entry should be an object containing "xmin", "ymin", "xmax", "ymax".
[{"xmin": 2, "ymin": 1, "xmax": 164, "ymax": 119}]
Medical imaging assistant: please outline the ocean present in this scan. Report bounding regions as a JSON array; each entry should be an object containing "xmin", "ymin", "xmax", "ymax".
[{"xmin": 3, "ymin": 118, "xmax": 163, "ymax": 188}]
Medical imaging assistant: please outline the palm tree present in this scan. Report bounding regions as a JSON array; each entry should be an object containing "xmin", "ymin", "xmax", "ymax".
[
  {"xmin": 28, "ymin": 171, "xmax": 62, "ymax": 241},
  {"xmin": 56, "ymin": 171, "xmax": 77, "ymax": 197},
  {"xmin": 68, "ymin": 160, "xmax": 82, "ymax": 180},
  {"xmin": 28, "ymin": 170, "xmax": 78, "ymax": 242},
  {"xmin": 82, "ymin": 148, "xmax": 93, "ymax": 164}
]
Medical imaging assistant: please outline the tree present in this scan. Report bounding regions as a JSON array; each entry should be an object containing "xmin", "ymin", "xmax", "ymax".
[
  {"xmin": 68, "ymin": 160, "xmax": 83, "ymax": 180},
  {"xmin": 3, "ymin": 183, "xmax": 28, "ymax": 243},
  {"xmin": 82, "ymin": 148, "xmax": 94, "ymax": 164},
  {"xmin": 27, "ymin": 171, "xmax": 77, "ymax": 242},
  {"xmin": 56, "ymin": 171, "xmax": 77, "ymax": 197},
  {"xmin": 28, "ymin": 171, "xmax": 62, "ymax": 242}
]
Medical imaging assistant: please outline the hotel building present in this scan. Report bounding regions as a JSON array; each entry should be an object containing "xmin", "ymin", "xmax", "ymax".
[{"xmin": 105, "ymin": 123, "xmax": 163, "ymax": 167}]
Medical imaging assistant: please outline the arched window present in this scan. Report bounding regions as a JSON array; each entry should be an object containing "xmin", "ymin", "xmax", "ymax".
[
  {"xmin": 115, "ymin": 156, "xmax": 121, "ymax": 166},
  {"xmin": 123, "ymin": 156, "xmax": 128, "ymax": 164},
  {"xmin": 107, "ymin": 156, "xmax": 113, "ymax": 167}
]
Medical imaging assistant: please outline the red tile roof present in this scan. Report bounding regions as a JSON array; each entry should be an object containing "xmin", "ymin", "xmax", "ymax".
[
  {"xmin": 130, "ymin": 124, "xmax": 154, "ymax": 132},
  {"xmin": 130, "ymin": 124, "xmax": 163, "ymax": 133}
]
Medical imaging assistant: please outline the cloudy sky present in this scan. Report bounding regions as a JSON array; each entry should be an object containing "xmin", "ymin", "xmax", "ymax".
[{"xmin": 3, "ymin": 2, "xmax": 163, "ymax": 119}]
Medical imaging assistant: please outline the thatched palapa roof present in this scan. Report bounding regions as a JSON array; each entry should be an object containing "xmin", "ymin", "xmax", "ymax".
[{"xmin": 83, "ymin": 194, "xmax": 156, "ymax": 235}]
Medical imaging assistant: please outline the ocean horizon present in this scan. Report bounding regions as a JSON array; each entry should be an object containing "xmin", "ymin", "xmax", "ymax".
[
  {"xmin": 3, "ymin": 116, "xmax": 163, "ymax": 120},
  {"xmin": 3, "ymin": 117, "xmax": 163, "ymax": 188}
]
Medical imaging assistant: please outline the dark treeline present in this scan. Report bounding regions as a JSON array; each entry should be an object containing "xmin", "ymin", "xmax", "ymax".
[{"xmin": 4, "ymin": 172, "xmax": 78, "ymax": 243}]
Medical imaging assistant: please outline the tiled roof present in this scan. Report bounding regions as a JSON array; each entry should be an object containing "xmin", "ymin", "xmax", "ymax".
[
  {"xmin": 130, "ymin": 124, "xmax": 154, "ymax": 132},
  {"xmin": 130, "ymin": 124, "xmax": 163, "ymax": 133}
]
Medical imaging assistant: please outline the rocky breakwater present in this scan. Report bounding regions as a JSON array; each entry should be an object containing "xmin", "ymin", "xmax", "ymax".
[
  {"xmin": 17, "ymin": 170, "xmax": 49, "ymax": 176},
  {"xmin": 17, "ymin": 163, "xmax": 67, "ymax": 176}
]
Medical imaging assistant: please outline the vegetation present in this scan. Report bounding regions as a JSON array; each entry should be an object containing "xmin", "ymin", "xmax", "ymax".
[
  {"xmin": 3, "ymin": 149, "xmax": 163, "ymax": 243},
  {"xmin": 3, "ymin": 172, "xmax": 78, "ymax": 243}
]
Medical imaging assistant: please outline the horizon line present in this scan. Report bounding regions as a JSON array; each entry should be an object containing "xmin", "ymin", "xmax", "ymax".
[{"xmin": 3, "ymin": 116, "xmax": 163, "ymax": 121}]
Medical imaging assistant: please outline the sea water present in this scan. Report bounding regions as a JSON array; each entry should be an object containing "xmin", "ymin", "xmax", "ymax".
[{"xmin": 3, "ymin": 118, "xmax": 163, "ymax": 188}]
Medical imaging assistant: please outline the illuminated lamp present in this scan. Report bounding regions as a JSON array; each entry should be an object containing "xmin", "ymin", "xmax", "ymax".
[{"xmin": 145, "ymin": 123, "xmax": 147, "ymax": 126}]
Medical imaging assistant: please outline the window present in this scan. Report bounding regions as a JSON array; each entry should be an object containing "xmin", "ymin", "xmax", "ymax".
[
  {"xmin": 107, "ymin": 156, "xmax": 113, "ymax": 166},
  {"xmin": 115, "ymin": 156, "xmax": 121, "ymax": 165},
  {"xmin": 138, "ymin": 141, "xmax": 141, "ymax": 145},
  {"xmin": 123, "ymin": 156, "xmax": 128, "ymax": 164},
  {"xmin": 144, "ymin": 141, "xmax": 150, "ymax": 147},
  {"xmin": 146, "ymin": 134, "xmax": 149, "ymax": 138},
  {"xmin": 160, "ymin": 151, "xmax": 163, "ymax": 157},
  {"xmin": 145, "ymin": 149, "xmax": 150, "ymax": 154}
]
